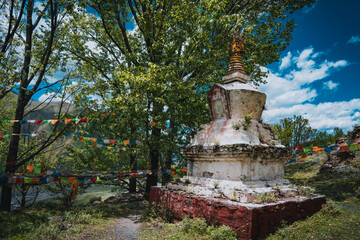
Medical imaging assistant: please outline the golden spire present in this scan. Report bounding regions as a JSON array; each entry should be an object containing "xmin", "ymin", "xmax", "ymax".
[{"xmin": 222, "ymin": 29, "xmax": 250, "ymax": 84}]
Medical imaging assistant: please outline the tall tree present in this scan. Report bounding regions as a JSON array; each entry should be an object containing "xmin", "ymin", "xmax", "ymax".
[
  {"xmin": 65, "ymin": 0, "xmax": 315, "ymax": 198},
  {"xmin": 273, "ymin": 115, "xmax": 315, "ymax": 148},
  {"xmin": 273, "ymin": 115, "xmax": 345, "ymax": 148},
  {"xmin": 0, "ymin": 0, "xmax": 72, "ymax": 211}
]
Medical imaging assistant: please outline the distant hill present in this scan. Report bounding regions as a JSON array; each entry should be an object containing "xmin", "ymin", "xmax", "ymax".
[{"xmin": 25, "ymin": 99, "xmax": 78, "ymax": 120}]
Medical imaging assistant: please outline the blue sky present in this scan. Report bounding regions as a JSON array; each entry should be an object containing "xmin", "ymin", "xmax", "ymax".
[{"xmin": 259, "ymin": 0, "xmax": 360, "ymax": 132}]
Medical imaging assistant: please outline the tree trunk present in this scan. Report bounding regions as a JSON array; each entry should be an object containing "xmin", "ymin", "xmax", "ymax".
[
  {"xmin": 162, "ymin": 119, "xmax": 175, "ymax": 186},
  {"xmin": 129, "ymin": 153, "xmax": 137, "ymax": 193},
  {"xmin": 0, "ymin": 96, "xmax": 26, "ymax": 210},
  {"xmin": 162, "ymin": 149, "xmax": 173, "ymax": 186},
  {"xmin": 144, "ymin": 102, "xmax": 162, "ymax": 200}
]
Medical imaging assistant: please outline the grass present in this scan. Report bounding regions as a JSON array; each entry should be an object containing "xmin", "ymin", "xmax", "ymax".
[
  {"xmin": 0, "ymin": 202, "xmax": 133, "ymax": 240},
  {"xmin": 266, "ymin": 162, "xmax": 360, "ymax": 239},
  {"xmin": 0, "ymin": 183, "xmax": 147, "ymax": 240},
  {"xmin": 140, "ymin": 217, "xmax": 237, "ymax": 240}
]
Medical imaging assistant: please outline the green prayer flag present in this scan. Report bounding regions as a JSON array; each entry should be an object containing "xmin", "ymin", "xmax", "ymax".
[
  {"xmin": 176, "ymin": 169, "xmax": 181, "ymax": 172},
  {"xmin": 349, "ymin": 145, "xmax": 358, "ymax": 151},
  {"xmin": 96, "ymin": 176, "xmax": 102, "ymax": 182},
  {"xmin": 2, "ymin": 120, "xmax": 10, "ymax": 123},
  {"xmin": 47, "ymin": 132, "xmax": 54, "ymax": 135},
  {"xmin": 0, "ymin": 165, "xmax": 5, "ymax": 172},
  {"xmin": 61, "ymin": 177, "xmax": 68, "ymax": 183},
  {"xmin": 42, "ymin": 120, "xmax": 50, "ymax": 123},
  {"xmin": 24, "ymin": 178, "xmax": 32, "ymax": 184},
  {"xmin": 34, "ymin": 167, "xmax": 41, "ymax": 174},
  {"xmin": 303, "ymin": 147, "xmax": 312, "ymax": 152},
  {"xmin": 84, "ymin": 137, "xmax": 90, "ymax": 141},
  {"xmin": 3, "ymin": 135, "xmax": 10, "ymax": 138}
]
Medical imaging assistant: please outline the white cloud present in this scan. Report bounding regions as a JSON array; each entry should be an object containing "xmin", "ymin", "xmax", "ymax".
[
  {"xmin": 279, "ymin": 52, "xmax": 292, "ymax": 70},
  {"xmin": 323, "ymin": 80, "xmax": 339, "ymax": 90},
  {"xmin": 347, "ymin": 35, "xmax": 360, "ymax": 44},
  {"xmin": 259, "ymin": 47, "xmax": 357, "ymax": 131}
]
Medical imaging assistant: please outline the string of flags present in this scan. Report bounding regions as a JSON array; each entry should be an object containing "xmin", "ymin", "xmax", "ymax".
[
  {"xmin": 0, "ymin": 118, "xmax": 87, "ymax": 124},
  {"xmin": 0, "ymin": 164, "xmax": 187, "ymax": 185},
  {"xmin": 293, "ymin": 137, "xmax": 360, "ymax": 154}
]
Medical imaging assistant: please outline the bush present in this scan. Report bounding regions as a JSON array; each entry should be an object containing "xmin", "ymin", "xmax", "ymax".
[{"xmin": 210, "ymin": 225, "xmax": 237, "ymax": 240}]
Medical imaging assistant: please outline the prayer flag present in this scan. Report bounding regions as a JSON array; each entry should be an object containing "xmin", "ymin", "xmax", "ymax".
[
  {"xmin": 26, "ymin": 165, "xmax": 34, "ymax": 172},
  {"xmin": 110, "ymin": 140, "xmax": 117, "ymax": 144},
  {"xmin": 36, "ymin": 120, "xmax": 43, "ymax": 124},
  {"xmin": 16, "ymin": 178, "xmax": 25, "ymax": 184},
  {"xmin": 349, "ymin": 145, "xmax": 358, "ymax": 151},
  {"xmin": 303, "ymin": 147, "xmax": 312, "ymax": 152},
  {"xmin": 123, "ymin": 140, "xmax": 130, "ymax": 145},
  {"xmin": 19, "ymin": 120, "xmax": 27, "ymax": 124},
  {"xmin": 61, "ymin": 177, "xmax": 68, "ymax": 183},
  {"xmin": 24, "ymin": 178, "xmax": 32, "ymax": 184},
  {"xmin": 34, "ymin": 167, "xmax": 41, "ymax": 174},
  {"xmin": 68, "ymin": 177, "xmax": 75, "ymax": 183},
  {"xmin": 51, "ymin": 120, "xmax": 58, "ymax": 125},
  {"xmin": 340, "ymin": 146, "xmax": 349, "ymax": 152},
  {"xmin": 65, "ymin": 119, "xmax": 72, "ymax": 124},
  {"xmin": 150, "ymin": 121, "xmax": 156, "ymax": 127}
]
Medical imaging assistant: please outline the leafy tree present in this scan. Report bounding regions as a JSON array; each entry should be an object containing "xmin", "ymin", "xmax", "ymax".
[
  {"xmin": 0, "ymin": 0, "xmax": 74, "ymax": 211},
  {"xmin": 274, "ymin": 115, "xmax": 346, "ymax": 148},
  {"xmin": 65, "ymin": 0, "xmax": 315, "ymax": 198},
  {"xmin": 273, "ymin": 115, "xmax": 315, "ymax": 148}
]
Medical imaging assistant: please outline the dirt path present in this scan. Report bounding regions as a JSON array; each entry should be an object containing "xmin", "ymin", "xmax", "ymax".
[{"xmin": 112, "ymin": 209, "xmax": 144, "ymax": 240}]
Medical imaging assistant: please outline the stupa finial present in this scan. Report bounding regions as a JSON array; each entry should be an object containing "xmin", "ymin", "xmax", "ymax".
[{"xmin": 222, "ymin": 28, "xmax": 250, "ymax": 84}]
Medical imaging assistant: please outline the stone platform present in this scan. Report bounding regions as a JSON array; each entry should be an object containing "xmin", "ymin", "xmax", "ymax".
[{"xmin": 149, "ymin": 187, "xmax": 326, "ymax": 240}]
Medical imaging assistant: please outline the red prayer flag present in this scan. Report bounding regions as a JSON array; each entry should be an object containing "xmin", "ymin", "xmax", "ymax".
[
  {"xmin": 16, "ymin": 178, "xmax": 25, "ymax": 184},
  {"xmin": 340, "ymin": 146, "xmax": 349, "ymax": 152},
  {"xmin": 36, "ymin": 120, "xmax": 43, "ymax": 124}
]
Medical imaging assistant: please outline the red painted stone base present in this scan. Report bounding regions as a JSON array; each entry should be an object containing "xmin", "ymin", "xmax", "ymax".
[{"xmin": 149, "ymin": 187, "xmax": 326, "ymax": 240}]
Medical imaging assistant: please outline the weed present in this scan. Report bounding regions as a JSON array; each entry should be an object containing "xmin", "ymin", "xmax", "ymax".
[
  {"xmin": 296, "ymin": 186, "xmax": 315, "ymax": 197},
  {"xmin": 214, "ymin": 140, "xmax": 220, "ymax": 146},
  {"xmin": 213, "ymin": 181, "xmax": 219, "ymax": 189},
  {"xmin": 184, "ymin": 178, "xmax": 191, "ymax": 185},
  {"xmin": 242, "ymin": 114, "xmax": 252, "ymax": 130},
  {"xmin": 232, "ymin": 121, "xmax": 242, "ymax": 130},
  {"xmin": 254, "ymin": 192, "xmax": 277, "ymax": 204}
]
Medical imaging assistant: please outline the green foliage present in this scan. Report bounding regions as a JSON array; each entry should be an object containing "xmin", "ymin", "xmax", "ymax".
[
  {"xmin": 241, "ymin": 113, "xmax": 253, "ymax": 130},
  {"xmin": 63, "ymin": 0, "xmax": 315, "ymax": 187},
  {"xmin": 296, "ymin": 186, "xmax": 315, "ymax": 197},
  {"xmin": 273, "ymin": 115, "xmax": 345, "ymax": 148},
  {"xmin": 231, "ymin": 121, "xmax": 242, "ymax": 130},
  {"xmin": 254, "ymin": 192, "xmax": 277, "ymax": 204},
  {"xmin": 266, "ymin": 202, "xmax": 360, "ymax": 240},
  {"xmin": 141, "ymin": 217, "xmax": 237, "ymax": 240}
]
